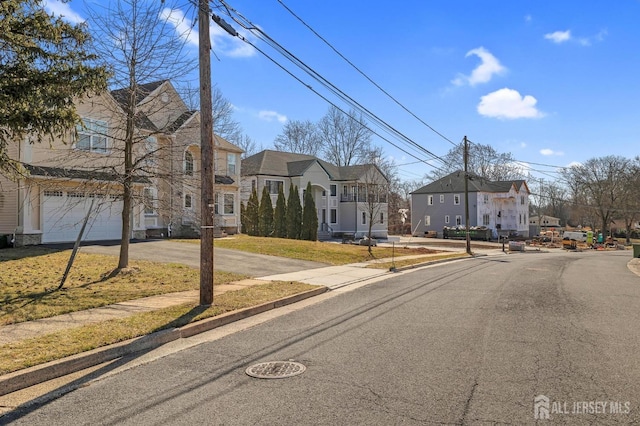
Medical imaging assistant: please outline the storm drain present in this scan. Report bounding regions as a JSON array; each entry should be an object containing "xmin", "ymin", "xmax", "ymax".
[{"xmin": 245, "ymin": 361, "xmax": 306, "ymax": 379}]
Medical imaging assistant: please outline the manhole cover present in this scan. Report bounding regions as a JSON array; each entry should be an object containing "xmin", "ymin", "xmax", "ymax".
[{"xmin": 245, "ymin": 361, "xmax": 306, "ymax": 379}]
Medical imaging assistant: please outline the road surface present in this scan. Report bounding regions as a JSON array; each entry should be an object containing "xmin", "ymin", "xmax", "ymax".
[{"xmin": 4, "ymin": 250, "xmax": 639, "ymax": 424}]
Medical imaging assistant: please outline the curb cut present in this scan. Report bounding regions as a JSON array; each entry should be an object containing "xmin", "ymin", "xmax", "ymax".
[{"xmin": 0, "ymin": 286, "xmax": 328, "ymax": 397}]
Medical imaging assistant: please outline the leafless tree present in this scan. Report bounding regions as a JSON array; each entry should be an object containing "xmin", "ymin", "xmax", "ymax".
[
  {"xmin": 317, "ymin": 106, "xmax": 373, "ymax": 167},
  {"xmin": 617, "ymin": 157, "xmax": 640, "ymax": 243},
  {"xmin": 358, "ymin": 151, "xmax": 391, "ymax": 254},
  {"xmin": 84, "ymin": 0, "xmax": 196, "ymax": 270},
  {"xmin": 429, "ymin": 142, "xmax": 524, "ymax": 182},
  {"xmin": 273, "ymin": 120, "xmax": 320, "ymax": 156},
  {"xmin": 561, "ymin": 155, "xmax": 632, "ymax": 237}
]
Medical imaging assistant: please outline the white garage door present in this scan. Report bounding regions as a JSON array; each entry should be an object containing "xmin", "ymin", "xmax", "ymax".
[{"xmin": 42, "ymin": 191, "xmax": 124, "ymax": 243}]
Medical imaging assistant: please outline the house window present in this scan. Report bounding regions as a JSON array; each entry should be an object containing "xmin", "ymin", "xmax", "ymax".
[
  {"xmin": 143, "ymin": 187, "xmax": 157, "ymax": 215},
  {"xmin": 361, "ymin": 211, "xmax": 366, "ymax": 225},
  {"xmin": 227, "ymin": 153, "xmax": 237, "ymax": 175},
  {"xmin": 224, "ymin": 193, "xmax": 235, "ymax": 215},
  {"xmin": 380, "ymin": 212, "xmax": 384, "ymax": 223},
  {"xmin": 330, "ymin": 209, "xmax": 337, "ymax": 223},
  {"xmin": 519, "ymin": 214, "xmax": 522, "ymax": 224},
  {"xmin": 456, "ymin": 215, "xmax": 462, "ymax": 226},
  {"xmin": 428, "ymin": 195, "xmax": 433, "ymax": 205},
  {"xmin": 76, "ymin": 118, "xmax": 108, "ymax": 154},
  {"xmin": 521, "ymin": 195, "xmax": 525, "ymax": 205},
  {"xmin": 144, "ymin": 136, "xmax": 157, "ymax": 168},
  {"xmin": 265, "ymin": 180, "xmax": 283, "ymax": 195},
  {"xmin": 483, "ymin": 194, "xmax": 489, "ymax": 204},
  {"xmin": 445, "ymin": 215, "xmax": 450, "ymax": 224},
  {"xmin": 251, "ymin": 179, "xmax": 256, "ymax": 192},
  {"xmin": 440, "ymin": 194, "xmax": 444, "ymax": 203},
  {"xmin": 483, "ymin": 214, "xmax": 490, "ymax": 226},
  {"xmin": 330, "ymin": 184, "xmax": 337, "ymax": 196},
  {"xmin": 184, "ymin": 194, "xmax": 193, "ymax": 209},
  {"xmin": 454, "ymin": 194, "xmax": 460, "ymax": 205},
  {"xmin": 184, "ymin": 151, "xmax": 194, "ymax": 176},
  {"xmin": 424, "ymin": 215, "xmax": 431, "ymax": 226}
]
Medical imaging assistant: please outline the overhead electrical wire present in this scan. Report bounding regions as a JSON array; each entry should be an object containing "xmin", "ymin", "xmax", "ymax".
[
  {"xmin": 274, "ymin": 0, "xmax": 458, "ymax": 147},
  {"xmin": 216, "ymin": 2, "xmax": 449, "ymax": 165},
  {"xmin": 212, "ymin": 0, "xmax": 458, "ymax": 175}
]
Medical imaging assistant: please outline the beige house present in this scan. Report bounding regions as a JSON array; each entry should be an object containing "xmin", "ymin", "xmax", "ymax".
[{"xmin": 0, "ymin": 80, "xmax": 242, "ymax": 245}]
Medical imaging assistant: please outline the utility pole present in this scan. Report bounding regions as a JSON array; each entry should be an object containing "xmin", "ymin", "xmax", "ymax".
[
  {"xmin": 464, "ymin": 136, "xmax": 472, "ymax": 255},
  {"xmin": 199, "ymin": 0, "xmax": 214, "ymax": 305}
]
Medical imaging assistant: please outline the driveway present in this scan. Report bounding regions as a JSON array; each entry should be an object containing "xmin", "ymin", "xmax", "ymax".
[{"xmin": 78, "ymin": 240, "xmax": 329, "ymax": 277}]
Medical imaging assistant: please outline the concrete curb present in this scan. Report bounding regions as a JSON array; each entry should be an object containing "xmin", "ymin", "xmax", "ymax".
[{"xmin": 0, "ymin": 286, "xmax": 328, "ymax": 397}]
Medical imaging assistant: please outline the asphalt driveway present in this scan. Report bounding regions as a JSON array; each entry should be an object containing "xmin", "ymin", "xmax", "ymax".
[{"xmin": 77, "ymin": 240, "xmax": 330, "ymax": 277}]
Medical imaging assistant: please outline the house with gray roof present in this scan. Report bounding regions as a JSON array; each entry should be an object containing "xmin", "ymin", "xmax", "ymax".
[
  {"xmin": 410, "ymin": 171, "xmax": 530, "ymax": 239},
  {"xmin": 241, "ymin": 150, "xmax": 389, "ymax": 239},
  {"xmin": 0, "ymin": 80, "xmax": 242, "ymax": 246}
]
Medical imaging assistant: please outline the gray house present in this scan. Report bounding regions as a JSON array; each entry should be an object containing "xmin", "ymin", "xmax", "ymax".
[
  {"xmin": 241, "ymin": 150, "xmax": 389, "ymax": 239},
  {"xmin": 410, "ymin": 171, "xmax": 530, "ymax": 239}
]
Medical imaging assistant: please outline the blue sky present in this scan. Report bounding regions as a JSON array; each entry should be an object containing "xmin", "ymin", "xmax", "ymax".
[{"xmin": 44, "ymin": 0, "xmax": 640, "ymax": 183}]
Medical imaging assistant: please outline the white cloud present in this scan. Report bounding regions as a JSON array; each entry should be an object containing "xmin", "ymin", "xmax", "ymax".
[
  {"xmin": 160, "ymin": 8, "xmax": 199, "ymax": 46},
  {"xmin": 545, "ymin": 29, "xmax": 607, "ymax": 47},
  {"xmin": 161, "ymin": 8, "xmax": 255, "ymax": 58},
  {"xmin": 540, "ymin": 148, "xmax": 564, "ymax": 156},
  {"xmin": 452, "ymin": 47, "xmax": 506, "ymax": 86},
  {"xmin": 544, "ymin": 30, "xmax": 571, "ymax": 43},
  {"xmin": 520, "ymin": 142, "xmax": 527, "ymax": 148},
  {"xmin": 43, "ymin": 0, "xmax": 84, "ymax": 24},
  {"xmin": 258, "ymin": 110, "xmax": 287, "ymax": 123},
  {"xmin": 477, "ymin": 88, "xmax": 545, "ymax": 120}
]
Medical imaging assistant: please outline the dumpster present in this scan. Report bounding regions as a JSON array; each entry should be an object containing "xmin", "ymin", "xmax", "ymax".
[{"xmin": 633, "ymin": 244, "xmax": 640, "ymax": 258}]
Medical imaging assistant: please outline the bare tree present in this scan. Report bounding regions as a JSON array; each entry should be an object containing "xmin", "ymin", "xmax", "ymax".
[
  {"xmin": 85, "ymin": 0, "xmax": 196, "ymax": 270},
  {"xmin": 273, "ymin": 120, "xmax": 320, "ymax": 156},
  {"xmin": 357, "ymin": 150, "xmax": 391, "ymax": 254},
  {"xmin": 317, "ymin": 106, "xmax": 373, "ymax": 167},
  {"xmin": 181, "ymin": 83, "xmax": 254, "ymax": 158},
  {"xmin": 617, "ymin": 157, "xmax": 640, "ymax": 243},
  {"xmin": 429, "ymin": 142, "xmax": 524, "ymax": 182},
  {"xmin": 236, "ymin": 134, "xmax": 260, "ymax": 159},
  {"xmin": 561, "ymin": 155, "xmax": 632, "ymax": 237}
]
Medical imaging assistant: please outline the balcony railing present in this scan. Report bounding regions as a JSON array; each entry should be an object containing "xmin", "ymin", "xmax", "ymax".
[{"xmin": 340, "ymin": 194, "xmax": 388, "ymax": 203}]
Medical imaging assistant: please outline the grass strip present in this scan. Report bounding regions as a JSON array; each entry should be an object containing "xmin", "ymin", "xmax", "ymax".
[
  {"xmin": 1, "ymin": 249, "xmax": 248, "ymax": 325},
  {"xmin": 207, "ymin": 234, "xmax": 443, "ymax": 265},
  {"xmin": 0, "ymin": 281, "xmax": 318, "ymax": 375},
  {"xmin": 367, "ymin": 253, "xmax": 470, "ymax": 270}
]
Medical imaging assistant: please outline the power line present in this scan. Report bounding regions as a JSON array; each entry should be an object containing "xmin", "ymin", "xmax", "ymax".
[
  {"xmin": 274, "ymin": 0, "xmax": 458, "ymax": 147},
  {"xmin": 212, "ymin": 1, "xmax": 458, "ymax": 175}
]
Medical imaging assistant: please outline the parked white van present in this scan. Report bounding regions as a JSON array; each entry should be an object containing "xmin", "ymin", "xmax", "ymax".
[{"xmin": 562, "ymin": 231, "xmax": 588, "ymax": 242}]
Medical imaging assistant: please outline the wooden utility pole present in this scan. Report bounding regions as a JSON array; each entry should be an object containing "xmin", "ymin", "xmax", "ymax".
[
  {"xmin": 463, "ymin": 136, "xmax": 472, "ymax": 255},
  {"xmin": 199, "ymin": 0, "xmax": 214, "ymax": 305}
]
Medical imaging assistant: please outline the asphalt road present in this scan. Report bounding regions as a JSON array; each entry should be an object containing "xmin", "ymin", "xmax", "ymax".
[
  {"xmin": 77, "ymin": 240, "xmax": 329, "ymax": 277},
  {"xmin": 5, "ymin": 250, "xmax": 640, "ymax": 424}
]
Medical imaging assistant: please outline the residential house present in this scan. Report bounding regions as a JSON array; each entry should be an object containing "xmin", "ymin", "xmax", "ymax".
[
  {"xmin": 529, "ymin": 215, "xmax": 562, "ymax": 237},
  {"xmin": 111, "ymin": 80, "xmax": 243, "ymax": 238},
  {"xmin": 240, "ymin": 150, "xmax": 389, "ymax": 239},
  {"xmin": 410, "ymin": 171, "xmax": 530, "ymax": 239},
  {"xmin": 0, "ymin": 80, "xmax": 242, "ymax": 245}
]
